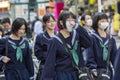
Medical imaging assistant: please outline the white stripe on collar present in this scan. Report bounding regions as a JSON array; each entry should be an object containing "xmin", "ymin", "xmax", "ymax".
[
  {"xmin": 72, "ymin": 30, "xmax": 77, "ymax": 45},
  {"xmin": 53, "ymin": 35, "xmax": 63, "ymax": 44},
  {"xmin": 8, "ymin": 38, "xmax": 25, "ymax": 46},
  {"xmin": 91, "ymin": 32, "xmax": 112, "ymax": 45},
  {"xmin": 43, "ymin": 34, "xmax": 49, "ymax": 40},
  {"xmin": 91, "ymin": 32, "xmax": 103, "ymax": 42},
  {"xmin": 74, "ymin": 23, "xmax": 79, "ymax": 30}
]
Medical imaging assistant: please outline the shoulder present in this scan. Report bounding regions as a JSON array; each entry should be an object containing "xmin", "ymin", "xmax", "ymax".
[
  {"xmin": 48, "ymin": 36, "xmax": 62, "ymax": 46},
  {"xmin": 0, "ymin": 37, "xmax": 8, "ymax": 44}
]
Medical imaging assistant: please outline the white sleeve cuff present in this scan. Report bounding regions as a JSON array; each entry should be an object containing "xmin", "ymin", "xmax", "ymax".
[
  {"xmin": 0, "ymin": 56, "xmax": 4, "ymax": 61},
  {"xmin": 29, "ymin": 76, "xmax": 34, "ymax": 80},
  {"xmin": 91, "ymin": 69, "xmax": 97, "ymax": 72}
]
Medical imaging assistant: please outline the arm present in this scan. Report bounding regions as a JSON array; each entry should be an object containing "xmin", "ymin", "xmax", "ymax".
[
  {"xmin": 34, "ymin": 34, "xmax": 43, "ymax": 60},
  {"xmin": 110, "ymin": 37, "xmax": 117, "ymax": 66},
  {"xmin": 25, "ymin": 41, "xmax": 34, "ymax": 80},
  {"xmin": 41, "ymin": 39, "xmax": 57, "ymax": 80},
  {"xmin": 113, "ymin": 48, "xmax": 120, "ymax": 80},
  {"xmin": 86, "ymin": 37, "xmax": 97, "ymax": 72},
  {"xmin": 0, "ymin": 38, "xmax": 10, "ymax": 63}
]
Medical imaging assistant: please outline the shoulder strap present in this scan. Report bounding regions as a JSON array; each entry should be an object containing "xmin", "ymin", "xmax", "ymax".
[
  {"xmin": 58, "ymin": 33, "xmax": 79, "ymax": 70},
  {"xmin": 5, "ymin": 36, "xmax": 8, "ymax": 56}
]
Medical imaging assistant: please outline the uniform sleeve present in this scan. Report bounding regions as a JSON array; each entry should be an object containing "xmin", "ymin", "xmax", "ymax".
[
  {"xmin": 41, "ymin": 39, "xmax": 57, "ymax": 80},
  {"xmin": 110, "ymin": 37, "xmax": 117, "ymax": 65},
  {"xmin": 76, "ymin": 25, "xmax": 92, "ymax": 48},
  {"xmin": 34, "ymin": 34, "xmax": 43, "ymax": 60},
  {"xmin": 25, "ymin": 41, "xmax": 34, "ymax": 80},
  {"xmin": 86, "ymin": 37, "xmax": 97, "ymax": 72},
  {"xmin": 113, "ymin": 48, "xmax": 120, "ymax": 80},
  {"xmin": 0, "ymin": 38, "xmax": 6, "ymax": 60}
]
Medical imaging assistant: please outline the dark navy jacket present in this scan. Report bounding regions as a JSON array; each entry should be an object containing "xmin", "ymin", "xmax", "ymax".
[
  {"xmin": 41, "ymin": 26, "xmax": 92, "ymax": 80},
  {"xmin": 0, "ymin": 37, "xmax": 34, "ymax": 80},
  {"xmin": 34, "ymin": 31, "xmax": 57, "ymax": 65},
  {"xmin": 86, "ymin": 31, "xmax": 117, "ymax": 71}
]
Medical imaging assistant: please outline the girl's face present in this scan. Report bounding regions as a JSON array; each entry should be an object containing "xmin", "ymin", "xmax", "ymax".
[
  {"xmin": 45, "ymin": 17, "xmax": 56, "ymax": 30},
  {"xmin": 84, "ymin": 15, "xmax": 93, "ymax": 26},
  {"xmin": 98, "ymin": 19, "xmax": 108, "ymax": 30},
  {"xmin": 16, "ymin": 25, "xmax": 26, "ymax": 37},
  {"xmin": 65, "ymin": 16, "xmax": 76, "ymax": 32}
]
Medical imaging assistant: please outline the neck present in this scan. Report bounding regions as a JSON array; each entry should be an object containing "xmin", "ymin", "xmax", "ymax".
[
  {"xmin": 10, "ymin": 34, "xmax": 20, "ymax": 40},
  {"xmin": 86, "ymin": 25, "xmax": 92, "ymax": 30},
  {"xmin": 60, "ymin": 29, "xmax": 70, "ymax": 38},
  {"xmin": 98, "ymin": 29, "xmax": 106, "ymax": 38},
  {"xmin": 46, "ymin": 28, "xmax": 55, "ymax": 37}
]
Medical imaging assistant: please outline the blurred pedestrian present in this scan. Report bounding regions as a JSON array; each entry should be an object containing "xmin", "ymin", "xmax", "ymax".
[
  {"xmin": 34, "ymin": 13, "xmax": 56, "ymax": 80},
  {"xmin": 41, "ymin": 11, "xmax": 92, "ymax": 80},
  {"xmin": 32, "ymin": 17, "xmax": 43, "ymax": 42},
  {"xmin": 0, "ymin": 18, "xmax": 34, "ymax": 80},
  {"xmin": 0, "ymin": 25, "xmax": 4, "ymax": 38},
  {"xmin": 1, "ymin": 17, "xmax": 11, "ymax": 36}
]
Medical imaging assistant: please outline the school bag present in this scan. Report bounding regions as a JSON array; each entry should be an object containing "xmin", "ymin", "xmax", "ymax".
[{"xmin": 58, "ymin": 32, "xmax": 94, "ymax": 80}]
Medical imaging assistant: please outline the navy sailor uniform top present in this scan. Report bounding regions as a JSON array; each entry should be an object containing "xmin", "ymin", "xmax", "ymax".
[
  {"xmin": 34, "ymin": 30, "xmax": 57, "ymax": 65},
  {"xmin": 0, "ymin": 37, "xmax": 34, "ymax": 79},
  {"xmin": 86, "ymin": 31, "xmax": 117, "ymax": 71},
  {"xmin": 41, "ymin": 26, "xmax": 92, "ymax": 80}
]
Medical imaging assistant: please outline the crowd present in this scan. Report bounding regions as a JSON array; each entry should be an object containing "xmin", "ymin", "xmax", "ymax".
[{"xmin": 0, "ymin": 10, "xmax": 120, "ymax": 80}]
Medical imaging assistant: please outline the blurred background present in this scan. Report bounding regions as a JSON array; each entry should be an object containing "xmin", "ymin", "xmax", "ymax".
[{"xmin": 0, "ymin": 0, "xmax": 120, "ymax": 41}]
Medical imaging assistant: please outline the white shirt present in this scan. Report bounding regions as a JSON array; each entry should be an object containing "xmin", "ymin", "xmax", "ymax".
[{"xmin": 33, "ymin": 20, "xmax": 43, "ymax": 42}]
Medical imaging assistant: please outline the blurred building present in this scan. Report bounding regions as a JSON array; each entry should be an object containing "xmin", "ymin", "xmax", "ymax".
[
  {"xmin": 0, "ymin": 1, "xmax": 11, "ymax": 19},
  {"xmin": 0, "ymin": 0, "xmax": 54, "ymax": 21}
]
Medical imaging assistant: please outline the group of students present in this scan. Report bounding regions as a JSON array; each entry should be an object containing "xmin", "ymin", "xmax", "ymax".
[
  {"xmin": 34, "ymin": 11, "xmax": 119, "ymax": 80},
  {"xmin": 0, "ymin": 10, "xmax": 119, "ymax": 80}
]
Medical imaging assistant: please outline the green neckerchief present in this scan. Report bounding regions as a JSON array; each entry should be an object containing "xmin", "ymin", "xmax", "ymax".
[
  {"xmin": 66, "ymin": 41, "xmax": 79, "ymax": 66},
  {"xmin": 12, "ymin": 43, "xmax": 25, "ymax": 62},
  {"xmin": 100, "ymin": 42, "xmax": 108, "ymax": 61}
]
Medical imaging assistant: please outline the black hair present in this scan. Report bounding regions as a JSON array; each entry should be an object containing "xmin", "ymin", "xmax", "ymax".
[
  {"xmin": 42, "ymin": 13, "xmax": 55, "ymax": 24},
  {"xmin": 1, "ymin": 17, "xmax": 10, "ymax": 24},
  {"xmin": 92, "ymin": 12, "xmax": 108, "ymax": 31},
  {"xmin": 11, "ymin": 18, "xmax": 27, "ymax": 35},
  {"xmin": 81, "ymin": 13, "xmax": 91, "ymax": 21},
  {"xmin": 0, "ymin": 26, "xmax": 4, "ymax": 37},
  {"xmin": 0, "ymin": 19, "xmax": 1, "ymax": 24},
  {"xmin": 58, "ymin": 11, "xmax": 76, "ymax": 30}
]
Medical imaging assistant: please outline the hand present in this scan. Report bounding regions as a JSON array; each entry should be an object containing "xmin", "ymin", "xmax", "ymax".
[
  {"xmin": 2, "ymin": 56, "xmax": 10, "ymax": 63},
  {"xmin": 92, "ymin": 71, "xmax": 98, "ymax": 77}
]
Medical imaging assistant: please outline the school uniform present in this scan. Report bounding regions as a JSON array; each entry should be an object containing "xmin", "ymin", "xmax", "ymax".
[
  {"xmin": 86, "ymin": 31, "xmax": 117, "ymax": 76},
  {"xmin": 41, "ymin": 26, "xmax": 92, "ymax": 80},
  {"xmin": 82, "ymin": 26, "xmax": 95, "ymax": 62},
  {"xmin": 34, "ymin": 30, "xmax": 57, "ymax": 66},
  {"xmin": 113, "ymin": 47, "xmax": 120, "ymax": 80},
  {"xmin": 34, "ymin": 31, "xmax": 57, "ymax": 80},
  {"xmin": 0, "ymin": 37, "xmax": 34, "ymax": 80}
]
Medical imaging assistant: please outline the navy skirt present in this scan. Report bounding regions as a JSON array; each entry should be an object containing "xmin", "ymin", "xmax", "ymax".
[
  {"xmin": 55, "ymin": 71, "xmax": 78, "ymax": 80},
  {"xmin": 5, "ymin": 69, "xmax": 29, "ymax": 80}
]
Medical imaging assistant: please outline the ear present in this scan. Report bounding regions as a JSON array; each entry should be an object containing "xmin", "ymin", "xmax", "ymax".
[
  {"xmin": 81, "ymin": 20, "xmax": 85, "ymax": 25},
  {"xmin": 43, "ymin": 22, "xmax": 45, "ymax": 26}
]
